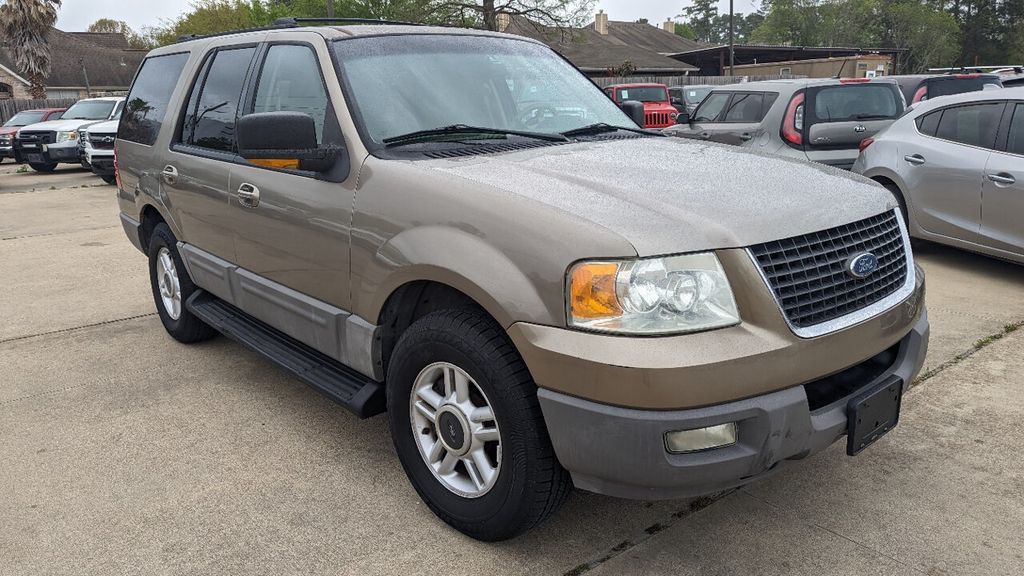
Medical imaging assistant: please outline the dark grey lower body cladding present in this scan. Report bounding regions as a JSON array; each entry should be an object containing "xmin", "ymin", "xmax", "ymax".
[{"xmin": 186, "ymin": 290, "xmax": 385, "ymax": 418}]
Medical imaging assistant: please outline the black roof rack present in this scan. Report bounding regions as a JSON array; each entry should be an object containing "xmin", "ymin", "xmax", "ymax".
[
  {"xmin": 174, "ymin": 16, "xmax": 426, "ymax": 43},
  {"xmin": 271, "ymin": 17, "xmax": 426, "ymax": 27}
]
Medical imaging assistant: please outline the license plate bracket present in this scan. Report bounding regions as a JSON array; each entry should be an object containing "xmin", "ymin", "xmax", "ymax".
[{"xmin": 846, "ymin": 375, "xmax": 902, "ymax": 456}]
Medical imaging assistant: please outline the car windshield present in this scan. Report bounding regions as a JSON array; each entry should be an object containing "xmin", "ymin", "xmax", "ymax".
[
  {"xmin": 332, "ymin": 35, "xmax": 633, "ymax": 144},
  {"xmin": 618, "ymin": 86, "xmax": 668, "ymax": 103},
  {"xmin": 62, "ymin": 100, "xmax": 116, "ymax": 120},
  {"xmin": 4, "ymin": 111, "xmax": 46, "ymax": 126},
  {"xmin": 683, "ymin": 87, "xmax": 712, "ymax": 104}
]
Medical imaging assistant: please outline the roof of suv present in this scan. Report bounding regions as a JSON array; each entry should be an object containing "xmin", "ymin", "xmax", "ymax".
[
  {"xmin": 907, "ymin": 85, "xmax": 1024, "ymax": 115},
  {"xmin": 704, "ymin": 77, "xmax": 898, "ymax": 93}
]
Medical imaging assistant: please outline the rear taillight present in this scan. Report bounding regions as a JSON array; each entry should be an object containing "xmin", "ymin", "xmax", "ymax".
[
  {"xmin": 858, "ymin": 137, "xmax": 875, "ymax": 152},
  {"xmin": 912, "ymin": 86, "xmax": 928, "ymax": 103},
  {"xmin": 113, "ymin": 145, "xmax": 122, "ymax": 190},
  {"xmin": 782, "ymin": 92, "xmax": 805, "ymax": 146},
  {"xmin": 839, "ymin": 78, "xmax": 871, "ymax": 83}
]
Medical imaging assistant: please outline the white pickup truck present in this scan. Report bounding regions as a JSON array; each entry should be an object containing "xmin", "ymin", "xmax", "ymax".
[{"xmin": 13, "ymin": 96, "xmax": 123, "ymax": 172}]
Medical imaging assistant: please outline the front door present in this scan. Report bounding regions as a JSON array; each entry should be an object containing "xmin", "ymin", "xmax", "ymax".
[
  {"xmin": 228, "ymin": 37, "xmax": 354, "ymax": 312},
  {"xmin": 980, "ymin": 102, "xmax": 1024, "ymax": 255}
]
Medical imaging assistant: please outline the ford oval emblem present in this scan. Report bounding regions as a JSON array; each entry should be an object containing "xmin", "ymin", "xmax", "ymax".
[{"xmin": 847, "ymin": 252, "xmax": 879, "ymax": 278}]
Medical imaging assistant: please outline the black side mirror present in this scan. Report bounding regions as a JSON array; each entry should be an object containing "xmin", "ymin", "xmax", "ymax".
[
  {"xmin": 236, "ymin": 111, "xmax": 340, "ymax": 173},
  {"xmin": 676, "ymin": 110, "xmax": 691, "ymax": 124},
  {"xmin": 671, "ymin": 97, "xmax": 683, "ymax": 105},
  {"xmin": 619, "ymin": 100, "xmax": 646, "ymax": 128}
]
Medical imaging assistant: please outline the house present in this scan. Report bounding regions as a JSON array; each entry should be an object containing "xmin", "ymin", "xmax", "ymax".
[
  {"xmin": 504, "ymin": 11, "xmax": 702, "ymax": 77},
  {"xmin": 0, "ymin": 29, "xmax": 145, "ymax": 100},
  {"xmin": 669, "ymin": 44, "xmax": 903, "ymax": 77}
]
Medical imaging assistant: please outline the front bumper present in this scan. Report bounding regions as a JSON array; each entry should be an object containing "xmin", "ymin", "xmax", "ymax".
[
  {"xmin": 14, "ymin": 140, "xmax": 80, "ymax": 164},
  {"xmin": 538, "ymin": 310, "xmax": 929, "ymax": 500},
  {"xmin": 0, "ymin": 143, "xmax": 12, "ymax": 158},
  {"xmin": 87, "ymin": 151, "xmax": 114, "ymax": 175}
]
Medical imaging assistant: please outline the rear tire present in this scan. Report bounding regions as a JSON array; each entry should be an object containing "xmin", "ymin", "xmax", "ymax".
[
  {"xmin": 29, "ymin": 162, "xmax": 57, "ymax": 172},
  {"xmin": 148, "ymin": 223, "xmax": 217, "ymax": 344},
  {"xmin": 387, "ymin": 309, "xmax": 571, "ymax": 541},
  {"xmin": 100, "ymin": 174, "xmax": 116, "ymax": 185}
]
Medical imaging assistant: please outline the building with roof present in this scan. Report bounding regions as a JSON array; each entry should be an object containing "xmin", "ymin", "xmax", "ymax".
[
  {"xmin": 504, "ymin": 11, "xmax": 703, "ymax": 77},
  {"xmin": 669, "ymin": 44, "xmax": 904, "ymax": 77},
  {"xmin": 0, "ymin": 29, "xmax": 145, "ymax": 100}
]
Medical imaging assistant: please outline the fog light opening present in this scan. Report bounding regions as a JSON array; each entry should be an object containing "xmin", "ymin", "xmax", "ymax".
[{"xmin": 664, "ymin": 422, "xmax": 738, "ymax": 454}]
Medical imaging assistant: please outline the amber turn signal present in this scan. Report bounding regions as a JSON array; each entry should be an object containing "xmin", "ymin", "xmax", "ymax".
[
  {"xmin": 249, "ymin": 158, "xmax": 300, "ymax": 169},
  {"xmin": 570, "ymin": 262, "xmax": 622, "ymax": 320}
]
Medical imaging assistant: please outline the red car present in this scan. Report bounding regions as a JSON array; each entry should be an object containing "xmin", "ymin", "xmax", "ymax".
[
  {"xmin": 0, "ymin": 108, "xmax": 66, "ymax": 163},
  {"xmin": 603, "ymin": 83, "xmax": 678, "ymax": 129}
]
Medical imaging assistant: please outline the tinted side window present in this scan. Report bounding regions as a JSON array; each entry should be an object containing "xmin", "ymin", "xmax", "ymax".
[
  {"xmin": 119, "ymin": 53, "xmax": 189, "ymax": 145},
  {"xmin": 935, "ymin": 103, "xmax": 1003, "ymax": 149},
  {"xmin": 694, "ymin": 92, "xmax": 730, "ymax": 122},
  {"xmin": 723, "ymin": 93, "xmax": 765, "ymax": 122},
  {"xmin": 916, "ymin": 110, "xmax": 941, "ymax": 136},
  {"xmin": 1007, "ymin": 104, "xmax": 1024, "ymax": 156},
  {"xmin": 182, "ymin": 46, "xmax": 256, "ymax": 152},
  {"xmin": 253, "ymin": 44, "xmax": 329, "ymax": 143}
]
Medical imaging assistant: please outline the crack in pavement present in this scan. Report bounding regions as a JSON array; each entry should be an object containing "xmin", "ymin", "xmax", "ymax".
[
  {"xmin": 0, "ymin": 313, "xmax": 158, "ymax": 345},
  {"xmin": 911, "ymin": 319, "xmax": 1024, "ymax": 388}
]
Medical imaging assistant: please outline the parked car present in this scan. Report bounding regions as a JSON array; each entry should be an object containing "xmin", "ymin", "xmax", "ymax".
[
  {"xmin": 603, "ymin": 83, "xmax": 678, "ymax": 128},
  {"xmin": 890, "ymin": 74, "xmax": 1003, "ymax": 105},
  {"xmin": 1001, "ymin": 73, "xmax": 1024, "ymax": 88},
  {"xmin": 669, "ymin": 84, "xmax": 713, "ymax": 116},
  {"xmin": 79, "ymin": 119, "xmax": 119, "ymax": 184},
  {"xmin": 0, "ymin": 108, "xmax": 65, "ymax": 163},
  {"xmin": 13, "ymin": 96, "xmax": 124, "ymax": 172},
  {"xmin": 854, "ymin": 87, "xmax": 1024, "ymax": 264},
  {"xmin": 664, "ymin": 78, "xmax": 905, "ymax": 170},
  {"xmin": 117, "ymin": 22, "xmax": 928, "ymax": 541}
]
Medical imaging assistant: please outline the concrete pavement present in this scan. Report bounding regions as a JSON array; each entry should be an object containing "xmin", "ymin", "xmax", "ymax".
[{"xmin": 1, "ymin": 175, "xmax": 1023, "ymax": 575}]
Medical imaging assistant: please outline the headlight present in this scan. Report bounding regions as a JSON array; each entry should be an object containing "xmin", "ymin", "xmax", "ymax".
[
  {"xmin": 56, "ymin": 130, "xmax": 78, "ymax": 142},
  {"xmin": 568, "ymin": 253, "xmax": 740, "ymax": 335}
]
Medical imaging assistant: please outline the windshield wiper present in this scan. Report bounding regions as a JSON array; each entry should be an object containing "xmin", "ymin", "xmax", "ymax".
[
  {"xmin": 560, "ymin": 123, "xmax": 659, "ymax": 138},
  {"xmin": 383, "ymin": 124, "xmax": 568, "ymax": 147}
]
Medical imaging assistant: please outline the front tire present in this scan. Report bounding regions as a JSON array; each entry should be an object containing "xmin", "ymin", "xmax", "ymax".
[
  {"xmin": 29, "ymin": 162, "xmax": 57, "ymax": 172},
  {"xmin": 100, "ymin": 174, "xmax": 116, "ymax": 185},
  {"xmin": 387, "ymin": 309, "xmax": 571, "ymax": 541},
  {"xmin": 148, "ymin": 223, "xmax": 217, "ymax": 343}
]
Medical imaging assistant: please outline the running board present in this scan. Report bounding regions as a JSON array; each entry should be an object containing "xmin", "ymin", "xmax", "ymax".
[{"xmin": 186, "ymin": 290, "xmax": 385, "ymax": 418}]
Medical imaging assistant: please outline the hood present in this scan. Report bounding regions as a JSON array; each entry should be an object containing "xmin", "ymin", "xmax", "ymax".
[
  {"xmin": 643, "ymin": 101, "xmax": 674, "ymax": 111},
  {"xmin": 16, "ymin": 118, "xmax": 109, "ymax": 133},
  {"xmin": 0, "ymin": 126, "xmax": 18, "ymax": 137},
  {"xmin": 425, "ymin": 137, "xmax": 894, "ymax": 256},
  {"xmin": 83, "ymin": 120, "xmax": 119, "ymax": 134}
]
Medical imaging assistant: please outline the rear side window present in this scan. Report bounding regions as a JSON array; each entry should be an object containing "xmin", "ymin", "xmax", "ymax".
[
  {"xmin": 1006, "ymin": 104, "xmax": 1024, "ymax": 155},
  {"xmin": 181, "ymin": 46, "xmax": 256, "ymax": 152},
  {"xmin": 916, "ymin": 110, "xmax": 941, "ymax": 137},
  {"xmin": 694, "ymin": 92, "xmax": 730, "ymax": 122},
  {"xmin": 813, "ymin": 84, "xmax": 900, "ymax": 122},
  {"xmin": 120, "ymin": 53, "xmax": 189, "ymax": 146},
  {"xmin": 934, "ymin": 103, "xmax": 1003, "ymax": 149},
  {"xmin": 723, "ymin": 93, "xmax": 769, "ymax": 122},
  {"xmin": 252, "ymin": 44, "xmax": 329, "ymax": 143}
]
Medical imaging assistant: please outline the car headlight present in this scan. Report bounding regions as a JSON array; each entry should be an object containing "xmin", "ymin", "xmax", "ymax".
[
  {"xmin": 56, "ymin": 130, "xmax": 78, "ymax": 143},
  {"xmin": 568, "ymin": 253, "xmax": 740, "ymax": 335}
]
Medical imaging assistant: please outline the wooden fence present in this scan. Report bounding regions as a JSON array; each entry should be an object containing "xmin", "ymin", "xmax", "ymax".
[
  {"xmin": 590, "ymin": 74, "xmax": 804, "ymax": 88},
  {"xmin": 0, "ymin": 98, "xmax": 78, "ymax": 124}
]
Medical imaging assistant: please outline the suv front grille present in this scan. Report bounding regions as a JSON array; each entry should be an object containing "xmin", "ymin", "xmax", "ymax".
[
  {"xmin": 645, "ymin": 112, "xmax": 670, "ymax": 127},
  {"xmin": 17, "ymin": 130, "xmax": 55, "ymax": 145},
  {"xmin": 750, "ymin": 211, "xmax": 908, "ymax": 329},
  {"xmin": 89, "ymin": 133, "xmax": 116, "ymax": 150}
]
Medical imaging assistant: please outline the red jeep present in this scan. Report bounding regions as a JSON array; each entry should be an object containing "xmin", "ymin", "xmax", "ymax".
[{"xmin": 603, "ymin": 83, "xmax": 678, "ymax": 129}]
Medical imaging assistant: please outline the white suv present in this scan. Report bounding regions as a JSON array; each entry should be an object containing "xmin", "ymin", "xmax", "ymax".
[{"xmin": 14, "ymin": 96, "xmax": 124, "ymax": 172}]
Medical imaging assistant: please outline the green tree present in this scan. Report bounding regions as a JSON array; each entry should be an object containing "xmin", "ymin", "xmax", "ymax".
[
  {"xmin": 673, "ymin": 21, "xmax": 696, "ymax": 40},
  {"xmin": 87, "ymin": 18, "xmax": 152, "ymax": 49},
  {"xmin": 0, "ymin": 0, "xmax": 60, "ymax": 98},
  {"xmin": 880, "ymin": 0, "xmax": 960, "ymax": 72},
  {"xmin": 680, "ymin": 0, "xmax": 718, "ymax": 43}
]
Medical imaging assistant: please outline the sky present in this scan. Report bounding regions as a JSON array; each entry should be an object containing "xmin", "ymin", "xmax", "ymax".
[{"xmin": 55, "ymin": 0, "xmax": 762, "ymax": 33}]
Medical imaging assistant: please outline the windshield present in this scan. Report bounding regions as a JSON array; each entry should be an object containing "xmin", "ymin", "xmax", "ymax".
[
  {"xmin": 62, "ymin": 100, "xmax": 116, "ymax": 120},
  {"xmin": 617, "ymin": 86, "xmax": 668, "ymax": 103},
  {"xmin": 683, "ymin": 87, "xmax": 712, "ymax": 104},
  {"xmin": 4, "ymin": 111, "xmax": 46, "ymax": 126},
  {"xmin": 332, "ymin": 35, "xmax": 632, "ymax": 144}
]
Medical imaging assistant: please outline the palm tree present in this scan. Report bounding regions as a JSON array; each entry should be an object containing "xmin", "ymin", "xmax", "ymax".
[{"xmin": 0, "ymin": 0, "xmax": 61, "ymax": 99}]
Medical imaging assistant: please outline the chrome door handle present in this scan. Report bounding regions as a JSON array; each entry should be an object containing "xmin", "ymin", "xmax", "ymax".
[
  {"xmin": 987, "ymin": 173, "xmax": 1016, "ymax": 185},
  {"xmin": 237, "ymin": 183, "xmax": 260, "ymax": 208},
  {"xmin": 161, "ymin": 164, "xmax": 178, "ymax": 185},
  {"xmin": 739, "ymin": 133, "xmax": 753, "ymax": 141},
  {"xmin": 904, "ymin": 154, "xmax": 926, "ymax": 166},
  {"xmin": 700, "ymin": 132, "xmax": 711, "ymax": 140}
]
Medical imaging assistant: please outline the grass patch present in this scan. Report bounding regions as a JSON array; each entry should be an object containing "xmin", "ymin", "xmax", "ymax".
[{"xmin": 913, "ymin": 319, "xmax": 1024, "ymax": 387}]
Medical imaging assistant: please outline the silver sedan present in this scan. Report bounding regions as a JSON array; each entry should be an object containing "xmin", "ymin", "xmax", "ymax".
[{"xmin": 854, "ymin": 87, "xmax": 1024, "ymax": 264}]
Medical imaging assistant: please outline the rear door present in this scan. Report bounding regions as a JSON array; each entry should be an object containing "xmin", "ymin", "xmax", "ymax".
[
  {"xmin": 980, "ymin": 102, "xmax": 1024, "ymax": 255},
  {"xmin": 682, "ymin": 91, "xmax": 734, "ymax": 142},
  {"xmin": 804, "ymin": 81, "xmax": 903, "ymax": 168},
  {"xmin": 900, "ymin": 102, "xmax": 1004, "ymax": 242}
]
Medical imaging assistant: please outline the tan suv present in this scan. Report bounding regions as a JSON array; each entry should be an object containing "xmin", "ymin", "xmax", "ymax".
[{"xmin": 115, "ymin": 19, "xmax": 929, "ymax": 541}]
